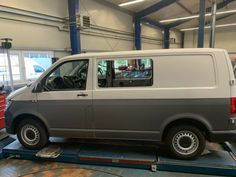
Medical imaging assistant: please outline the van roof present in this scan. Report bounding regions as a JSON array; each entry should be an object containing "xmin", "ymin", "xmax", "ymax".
[{"xmin": 62, "ymin": 48, "xmax": 227, "ymax": 60}]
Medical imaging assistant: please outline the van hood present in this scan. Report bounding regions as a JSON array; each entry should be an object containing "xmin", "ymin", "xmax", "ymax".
[{"xmin": 7, "ymin": 86, "xmax": 28, "ymax": 100}]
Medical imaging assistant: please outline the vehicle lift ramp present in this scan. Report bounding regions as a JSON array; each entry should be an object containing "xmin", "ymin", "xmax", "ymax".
[{"xmin": 1, "ymin": 137, "xmax": 236, "ymax": 176}]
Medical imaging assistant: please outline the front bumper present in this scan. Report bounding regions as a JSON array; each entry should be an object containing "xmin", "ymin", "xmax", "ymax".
[{"xmin": 4, "ymin": 109, "xmax": 15, "ymax": 134}]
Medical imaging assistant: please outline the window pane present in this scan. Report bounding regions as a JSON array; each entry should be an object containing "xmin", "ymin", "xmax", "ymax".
[
  {"xmin": 23, "ymin": 52, "xmax": 53, "ymax": 80},
  {"xmin": 98, "ymin": 58, "xmax": 153, "ymax": 88},
  {"xmin": 0, "ymin": 53, "xmax": 21, "ymax": 83},
  {"xmin": 98, "ymin": 60, "xmax": 108, "ymax": 87},
  {"xmin": 44, "ymin": 60, "xmax": 88, "ymax": 91}
]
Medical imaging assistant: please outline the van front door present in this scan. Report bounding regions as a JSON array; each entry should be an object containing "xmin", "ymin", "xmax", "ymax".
[{"xmin": 36, "ymin": 59, "xmax": 93, "ymax": 138}]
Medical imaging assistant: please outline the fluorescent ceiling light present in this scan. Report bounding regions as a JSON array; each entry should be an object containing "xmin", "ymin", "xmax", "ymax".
[
  {"xmin": 217, "ymin": 9, "xmax": 236, "ymax": 15},
  {"xmin": 118, "ymin": 0, "xmax": 144, "ymax": 7},
  {"xmin": 160, "ymin": 14, "xmax": 208, "ymax": 23},
  {"xmin": 160, "ymin": 9, "xmax": 236, "ymax": 23},
  {"xmin": 180, "ymin": 23, "xmax": 236, "ymax": 31}
]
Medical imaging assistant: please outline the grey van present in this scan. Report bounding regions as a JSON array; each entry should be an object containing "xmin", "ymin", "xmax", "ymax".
[{"xmin": 5, "ymin": 49, "xmax": 236, "ymax": 159}]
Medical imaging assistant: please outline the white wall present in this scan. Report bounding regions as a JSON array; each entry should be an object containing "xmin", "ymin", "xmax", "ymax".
[
  {"xmin": 209, "ymin": 27, "xmax": 236, "ymax": 53},
  {"xmin": 170, "ymin": 30, "xmax": 181, "ymax": 48},
  {"xmin": 184, "ymin": 24, "xmax": 236, "ymax": 53},
  {"xmin": 0, "ymin": 19, "xmax": 69, "ymax": 50},
  {"xmin": 0, "ymin": 0, "xmax": 70, "ymax": 58},
  {"xmin": 0, "ymin": 0, "xmax": 181, "ymax": 56},
  {"xmin": 142, "ymin": 24, "xmax": 163, "ymax": 50},
  {"xmin": 80, "ymin": 0, "xmax": 134, "ymax": 51},
  {"xmin": 0, "ymin": 0, "xmax": 68, "ymax": 17}
]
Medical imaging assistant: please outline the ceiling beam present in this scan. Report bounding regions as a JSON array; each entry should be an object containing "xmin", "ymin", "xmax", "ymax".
[
  {"xmin": 168, "ymin": 0, "xmax": 234, "ymax": 28},
  {"xmin": 142, "ymin": 18, "xmax": 164, "ymax": 30},
  {"xmin": 206, "ymin": 0, "xmax": 234, "ymax": 13},
  {"xmin": 216, "ymin": 13, "xmax": 235, "ymax": 21},
  {"xmin": 188, "ymin": 13, "xmax": 236, "ymax": 31},
  {"xmin": 136, "ymin": 0, "xmax": 176, "ymax": 19},
  {"xmin": 180, "ymin": 6, "xmax": 236, "ymax": 32},
  {"xmin": 166, "ymin": 19, "xmax": 189, "ymax": 28},
  {"xmin": 176, "ymin": 1, "xmax": 193, "ymax": 15}
]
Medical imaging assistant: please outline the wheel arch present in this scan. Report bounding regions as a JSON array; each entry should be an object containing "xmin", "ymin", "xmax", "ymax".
[
  {"xmin": 160, "ymin": 115, "xmax": 212, "ymax": 142},
  {"xmin": 12, "ymin": 113, "xmax": 49, "ymax": 136}
]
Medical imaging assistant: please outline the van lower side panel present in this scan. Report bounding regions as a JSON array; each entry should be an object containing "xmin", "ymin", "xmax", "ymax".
[
  {"xmin": 5, "ymin": 99, "xmax": 231, "ymax": 141},
  {"xmin": 92, "ymin": 98, "xmax": 230, "ymax": 140}
]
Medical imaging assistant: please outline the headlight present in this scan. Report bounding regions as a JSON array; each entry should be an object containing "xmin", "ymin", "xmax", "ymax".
[{"xmin": 5, "ymin": 99, "xmax": 12, "ymax": 111}]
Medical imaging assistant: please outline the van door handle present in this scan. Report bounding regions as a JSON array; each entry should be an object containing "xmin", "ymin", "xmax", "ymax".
[{"xmin": 77, "ymin": 93, "xmax": 88, "ymax": 97}]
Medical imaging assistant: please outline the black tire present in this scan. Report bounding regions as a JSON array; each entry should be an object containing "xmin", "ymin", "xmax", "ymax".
[
  {"xmin": 17, "ymin": 119, "xmax": 48, "ymax": 149},
  {"xmin": 165, "ymin": 125, "xmax": 206, "ymax": 160}
]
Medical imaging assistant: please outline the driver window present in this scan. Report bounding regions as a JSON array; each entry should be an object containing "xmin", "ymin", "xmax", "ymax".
[{"xmin": 43, "ymin": 60, "xmax": 88, "ymax": 91}]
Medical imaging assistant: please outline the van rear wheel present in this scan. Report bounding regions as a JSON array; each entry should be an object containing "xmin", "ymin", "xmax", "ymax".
[
  {"xmin": 17, "ymin": 119, "xmax": 48, "ymax": 149},
  {"xmin": 165, "ymin": 125, "xmax": 206, "ymax": 160}
]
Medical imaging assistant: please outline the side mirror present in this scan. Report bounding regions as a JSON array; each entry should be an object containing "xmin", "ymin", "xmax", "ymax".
[{"xmin": 33, "ymin": 83, "xmax": 43, "ymax": 93}]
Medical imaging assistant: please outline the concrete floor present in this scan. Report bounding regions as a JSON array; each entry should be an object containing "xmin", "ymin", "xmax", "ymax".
[{"xmin": 0, "ymin": 158, "xmax": 226, "ymax": 177}]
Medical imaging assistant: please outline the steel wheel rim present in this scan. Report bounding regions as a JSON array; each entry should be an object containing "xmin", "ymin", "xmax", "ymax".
[
  {"xmin": 20, "ymin": 124, "xmax": 40, "ymax": 146},
  {"xmin": 172, "ymin": 130, "xmax": 199, "ymax": 156}
]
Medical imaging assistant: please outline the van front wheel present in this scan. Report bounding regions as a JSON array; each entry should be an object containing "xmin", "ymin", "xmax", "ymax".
[
  {"xmin": 165, "ymin": 125, "xmax": 206, "ymax": 160},
  {"xmin": 17, "ymin": 119, "xmax": 48, "ymax": 149}
]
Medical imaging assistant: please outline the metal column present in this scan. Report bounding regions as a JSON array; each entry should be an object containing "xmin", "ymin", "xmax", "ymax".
[
  {"xmin": 198, "ymin": 0, "xmax": 205, "ymax": 48},
  {"xmin": 134, "ymin": 18, "xmax": 141, "ymax": 50},
  {"xmin": 209, "ymin": 1, "xmax": 217, "ymax": 48},
  {"xmin": 68, "ymin": 0, "xmax": 81, "ymax": 54},
  {"xmin": 180, "ymin": 32, "xmax": 185, "ymax": 48},
  {"xmin": 6, "ymin": 50, "xmax": 14, "ymax": 91},
  {"xmin": 163, "ymin": 28, "xmax": 170, "ymax": 49}
]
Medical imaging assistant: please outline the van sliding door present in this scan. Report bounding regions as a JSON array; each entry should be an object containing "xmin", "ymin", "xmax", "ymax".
[{"xmin": 93, "ymin": 57, "xmax": 158, "ymax": 140}]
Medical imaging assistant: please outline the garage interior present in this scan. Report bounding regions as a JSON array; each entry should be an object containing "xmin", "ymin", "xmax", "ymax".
[{"xmin": 1, "ymin": 0, "xmax": 236, "ymax": 176}]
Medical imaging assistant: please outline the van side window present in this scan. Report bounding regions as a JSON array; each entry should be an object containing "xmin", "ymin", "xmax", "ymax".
[
  {"xmin": 43, "ymin": 60, "xmax": 88, "ymax": 91},
  {"xmin": 98, "ymin": 58, "xmax": 153, "ymax": 88}
]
